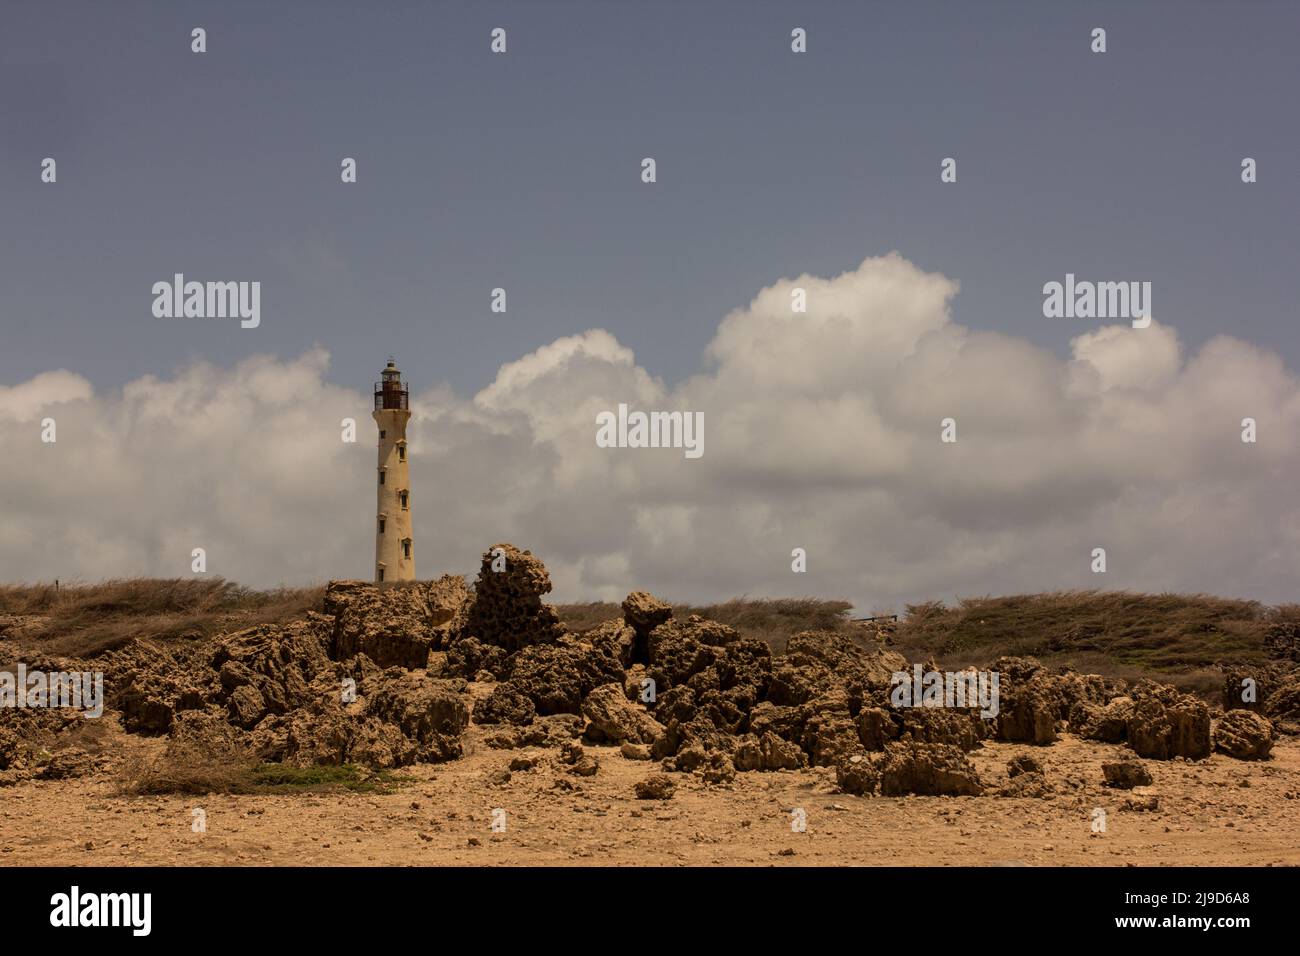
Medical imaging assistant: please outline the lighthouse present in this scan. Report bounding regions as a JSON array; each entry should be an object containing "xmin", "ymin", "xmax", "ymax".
[{"xmin": 373, "ymin": 360, "xmax": 414, "ymax": 582}]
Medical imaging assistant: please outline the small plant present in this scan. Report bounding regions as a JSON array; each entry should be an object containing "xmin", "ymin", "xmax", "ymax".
[{"xmin": 247, "ymin": 763, "xmax": 410, "ymax": 794}]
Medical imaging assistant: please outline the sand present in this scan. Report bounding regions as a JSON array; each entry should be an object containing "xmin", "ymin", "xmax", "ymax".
[{"xmin": 3, "ymin": 710, "xmax": 1296, "ymax": 867}]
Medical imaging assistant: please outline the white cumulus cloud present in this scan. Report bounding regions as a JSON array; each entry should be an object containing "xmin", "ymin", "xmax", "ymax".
[{"xmin": 3, "ymin": 254, "xmax": 1299, "ymax": 610}]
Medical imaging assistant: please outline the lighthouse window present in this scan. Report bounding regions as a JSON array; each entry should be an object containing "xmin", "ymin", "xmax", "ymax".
[
  {"xmin": 399, "ymin": 490, "xmax": 409, "ymax": 509},
  {"xmin": 379, "ymin": 430, "xmax": 386, "ymax": 439},
  {"xmin": 378, "ymin": 518, "xmax": 385, "ymax": 534},
  {"xmin": 402, "ymin": 539, "xmax": 411, "ymax": 559},
  {"xmin": 379, "ymin": 470, "xmax": 385, "ymax": 485},
  {"xmin": 398, "ymin": 444, "xmax": 406, "ymax": 461},
  {"xmin": 377, "ymin": 568, "xmax": 385, "ymax": 582}
]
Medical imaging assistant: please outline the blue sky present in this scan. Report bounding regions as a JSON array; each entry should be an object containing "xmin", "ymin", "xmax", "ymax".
[
  {"xmin": 3, "ymin": 0, "xmax": 1298, "ymax": 398},
  {"xmin": 2, "ymin": 2, "xmax": 1299, "ymax": 605}
]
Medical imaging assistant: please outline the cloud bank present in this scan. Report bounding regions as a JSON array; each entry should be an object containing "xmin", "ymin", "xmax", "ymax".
[{"xmin": 4, "ymin": 253, "xmax": 1299, "ymax": 608}]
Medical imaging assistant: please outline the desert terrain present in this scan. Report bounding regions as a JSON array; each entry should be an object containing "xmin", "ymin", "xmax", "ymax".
[
  {"xmin": 2, "ymin": 712, "xmax": 1298, "ymax": 867},
  {"xmin": 3, "ymin": 543, "xmax": 1299, "ymax": 868}
]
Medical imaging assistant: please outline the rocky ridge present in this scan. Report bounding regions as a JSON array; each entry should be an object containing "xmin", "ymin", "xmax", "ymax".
[{"xmin": 4, "ymin": 544, "xmax": 1298, "ymax": 798}]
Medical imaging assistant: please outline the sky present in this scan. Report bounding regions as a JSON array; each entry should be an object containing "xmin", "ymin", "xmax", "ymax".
[{"xmin": 2, "ymin": 1, "xmax": 1299, "ymax": 608}]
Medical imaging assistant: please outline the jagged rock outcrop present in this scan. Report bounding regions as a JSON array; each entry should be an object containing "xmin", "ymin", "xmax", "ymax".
[
  {"xmin": 1265, "ymin": 621, "xmax": 1300, "ymax": 663},
  {"xmin": 0, "ymin": 708, "xmax": 74, "ymax": 778},
  {"xmin": 105, "ymin": 639, "xmax": 219, "ymax": 735},
  {"xmin": 25, "ymin": 542, "xmax": 1294, "ymax": 794},
  {"xmin": 856, "ymin": 698, "xmax": 992, "ymax": 752},
  {"xmin": 581, "ymin": 683, "xmax": 664, "ymax": 744},
  {"xmin": 252, "ymin": 668, "xmax": 469, "ymax": 768},
  {"xmin": 587, "ymin": 619, "xmax": 638, "ymax": 669},
  {"xmin": 481, "ymin": 713, "xmax": 584, "ymax": 750},
  {"xmin": 474, "ymin": 682, "xmax": 536, "ymax": 725},
  {"xmin": 621, "ymin": 591, "xmax": 673, "ymax": 632},
  {"xmin": 835, "ymin": 753, "xmax": 879, "ymax": 795},
  {"xmin": 365, "ymin": 671, "xmax": 470, "ymax": 762},
  {"xmin": 991, "ymin": 657, "xmax": 1058, "ymax": 745},
  {"xmin": 654, "ymin": 715, "xmax": 733, "ymax": 764},
  {"xmin": 1214, "ymin": 710, "xmax": 1274, "ymax": 760},
  {"xmin": 459, "ymin": 544, "xmax": 564, "ymax": 652},
  {"xmin": 507, "ymin": 637, "xmax": 625, "ymax": 715},
  {"xmin": 1073, "ymin": 696, "xmax": 1133, "ymax": 743},
  {"xmin": 800, "ymin": 698, "xmax": 861, "ymax": 767},
  {"xmin": 1103, "ymin": 760, "xmax": 1153, "ymax": 788},
  {"xmin": 733, "ymin": 730, "xmax": 807, "ymax": 771},
  {"xmin": 1220, "ymin": 659, "xmax": 1300, "ymax": 733},
  {"xmin": 877, "ymin": 741, "xmax": 983, "ymax": 796},
  {"xmin": 1126, "ymin": 682, "xmax": 1211, "ymax": 760},
  {"xmin": 1220, "ymin": 662, "xmax": 1288, "ymax": 714},
  {"xmin": 1264, "ymin": 673, "xmax": 1300, "ymax": 732},
  {"xmin": 693, "ymin": 750, "xmax": 736, "ymax": 785},
  {"xmin": 443, "ymin": 636, "xmax": 510, "ymax": 681},
  {"xmin": 328, "ymin": 576, "xmax": 468, "ymax": 669},
  {"xmin": 214, "ymin": 616, "xmax": 334, "ymax": 716}
]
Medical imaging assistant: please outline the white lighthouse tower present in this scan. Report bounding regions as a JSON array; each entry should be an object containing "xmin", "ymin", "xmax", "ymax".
[{"xmin": 373, "ymin": 360, "xmax": 414, "ymax": 582}]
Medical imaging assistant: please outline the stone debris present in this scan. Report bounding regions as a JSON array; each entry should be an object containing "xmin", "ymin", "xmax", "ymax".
[
  {"xmin": 875, "ymin": 742, "xmax": 983, "ymax": 796},
  {"xmin": 1213, "ymin": 710, "xmax": 1275, "ymax": 760},
  {"xmin": 581, "ymin": 683, "xmax": 665, "ymax": 745},
  {"xmin": 1102, "ymin": 760, "xmax": 1153, "ymax": 789},
  {"xmin": 460, "ymin": 544, "xmax": 564, "ymax": 652},
  {"xmin": 634, "ymin": 773, "xmax": 676, "ymax": 800},
  {"xmin": 330, "ymin": 575, "xmax": 469, "ymax": 669},
  {"xmin": 1125, "ymin": 682, "xmax": 1212, "ymax": 760},
  {"xmin": 4, "ymin": 542, "xmax": 1289, "ymax": 801}
]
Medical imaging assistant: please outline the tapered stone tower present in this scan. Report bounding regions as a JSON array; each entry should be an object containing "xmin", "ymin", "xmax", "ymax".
[{"xmin": 373, "ymin": 360, "xmax": 413, "ymax": 582}]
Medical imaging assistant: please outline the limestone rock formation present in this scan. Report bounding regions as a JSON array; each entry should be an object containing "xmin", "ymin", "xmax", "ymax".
[
  {"xmin": 581, "ymin": 683, "xmax": 665, "ymax": 744},
  {"xmin": 460, "ymin": 544, "xmax": 564, "ymax": 652},
  {"xmin": 621, "ymin": 590, "xmax": 672, "ymax": 635},
  {"xmin": 1126, "ymin": 683, "xmax": 1211, "ymax": 760},
  {"xmin": 474, "ymin": 682, "xmax": 536, "ymax": 726},
  {"xmin": 835, "ymin": 753, "xmax": 879, "ymax": 795},
  {"xmin": 1073, "ymin": 696, "xmax": 1133, "ymax": 743},
  {"xmin": 25, "ymin": 541, "xmax": 1292, "ymax": 800},
  {"xmin": 1214, "ymin": 710, "xmax": 1274, "ymax": 760},
  {"xmin": 992, "ymin": 657, "xmax": 1059, "ymax": 745},
  {"xmin": 733, "ymin": 730, "xmax": 807, "ymax": 771},
  {"xmin": 1103, "ymin": 760, "xmax": 1153, "ymax": 788},
  {"xmin": 875, "ymin": 741, "xmax": 983, "ymax": 796},
  {"xmin": 634, "ymin": 773, "xmax": 676, "ymax": 800},
  {"xmin": 328, "ymin": 575, "xmax": 468, "ymax": 669},
  {"xmin": 507, "ymin": 637, "xmax": 625, "ymax": 715}
]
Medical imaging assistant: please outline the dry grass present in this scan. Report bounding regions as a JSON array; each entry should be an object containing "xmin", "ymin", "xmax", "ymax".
[
  {"xmin": 563, "ymin": 589, "xmax": 1292, "ymax": 695},
  {"xmin": 893, "ymin": 590, "xmax": 1287, "ymax": 680},
  {"xmin": 5, "ymin": 578, "xmax": 1288, "ymax": 689},
  {"xmin": 685, "ymin": 597, "xmax": 859, "ymax": 653},
  {"xmin": 559, "ymin": 597, "xmax": 860, "ymax": 654},
  {"xmin": 114, "ymin": 712, "xmax": 407, "ymax": 796},
  {"xmin": 118, "ymin": 734, "xmax": 255, "ymax": 796},
  {"xmin": 119, "ymin": 746, "xmax": 406, "ymax": 796},
  {"xmin": 0, "ymin": 578, "xmax": 323, "ymax": 659}
]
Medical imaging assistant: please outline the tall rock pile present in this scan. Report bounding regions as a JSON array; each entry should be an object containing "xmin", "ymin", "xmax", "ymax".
[
  {"xmin": 328, "ymin": 574, "xmax": 469, "ymax": 669},
  {"xmin": 460, "ymin": 544, "xmax": 564, "ymax": 652}
]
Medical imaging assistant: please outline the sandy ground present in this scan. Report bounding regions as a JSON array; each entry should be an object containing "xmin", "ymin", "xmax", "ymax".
[{"xmin": 3, "ymin": 714, "xmax": 1298, "ymax": 867}]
